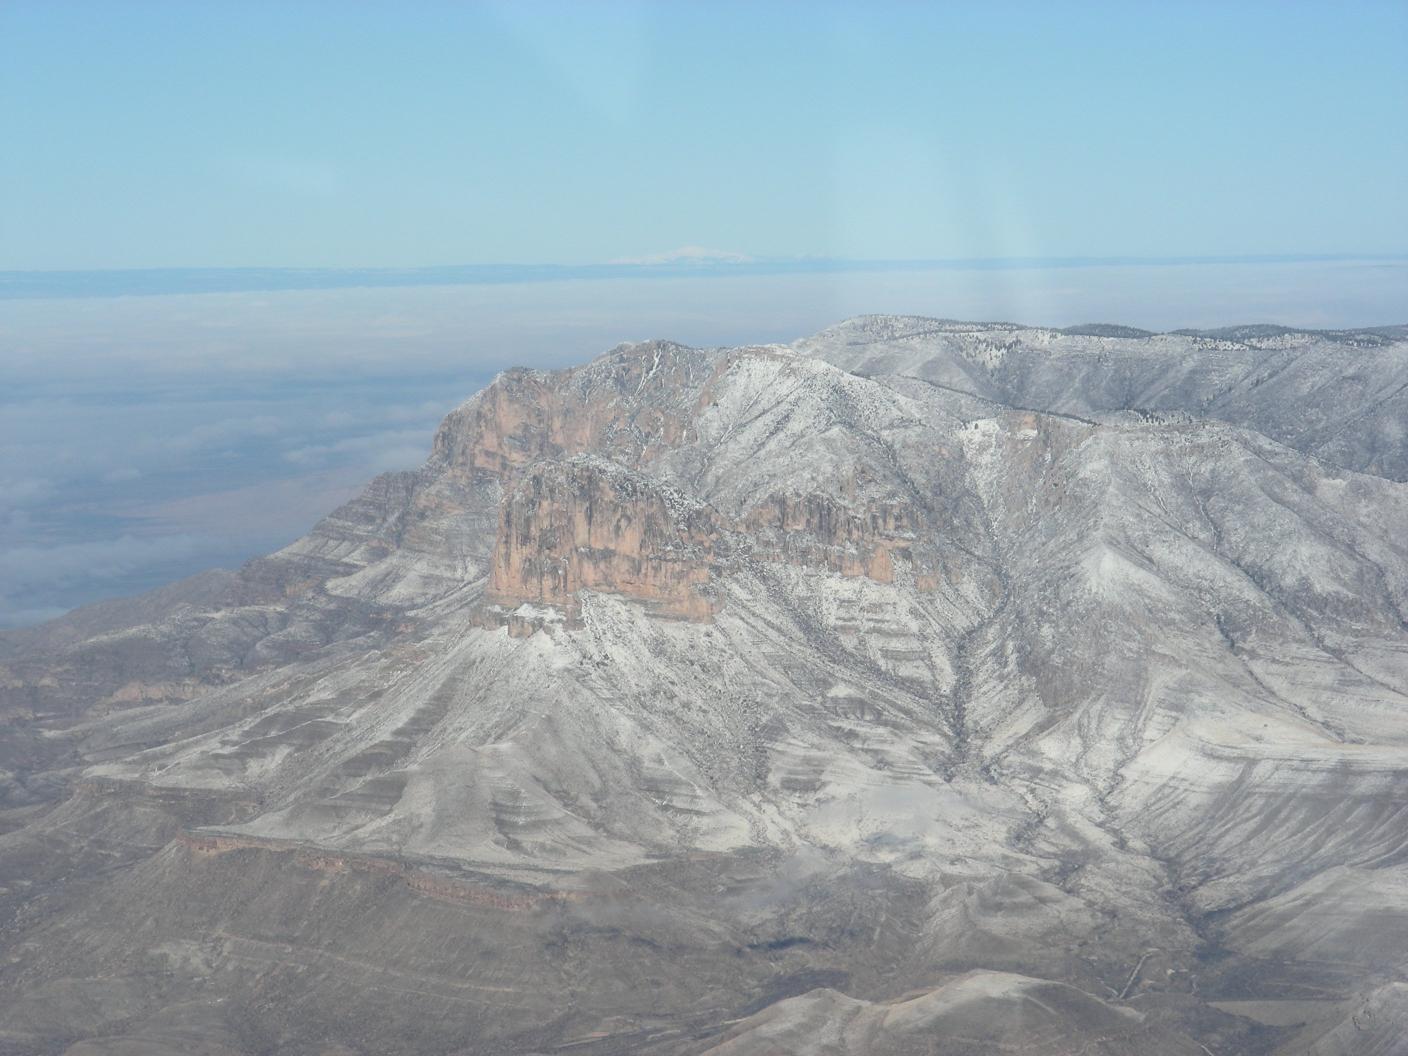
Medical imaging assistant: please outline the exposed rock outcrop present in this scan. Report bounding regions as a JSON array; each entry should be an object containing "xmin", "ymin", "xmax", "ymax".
[
  {"xmin": 486, "ymin": 456, "xmax": 725, "ymax": 621},
  {"xmin": 744, "ymin": 492, "xmax": 939, "ymax": 586},
  {"xmin": 429, "ymin": 340, "xmax": 719, "ymax": 480}
]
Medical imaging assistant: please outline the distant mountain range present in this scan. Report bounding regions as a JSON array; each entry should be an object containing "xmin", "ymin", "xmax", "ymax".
[
  {"xmin": 2, "ymin": 317, "xmax": 1407, "ymax": 1055},
  {"xmin": 5, "ymin": 254, "xmax": 1403, "ymax": 298}
]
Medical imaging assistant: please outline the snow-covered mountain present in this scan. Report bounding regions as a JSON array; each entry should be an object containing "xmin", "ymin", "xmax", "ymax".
[
  {"xmin": 800, "ymin": 316, "xmax": 1408, "ymax": 480},
  {"xmin": 2, "ymin": 317, "xmax": 1406, "ymax": 1056}
]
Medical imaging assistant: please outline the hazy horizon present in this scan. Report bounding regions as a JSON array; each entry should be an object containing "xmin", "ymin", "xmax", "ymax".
[{"xmin": 4, "ymin": 253, "xmax": 1406, "ymax": 628}]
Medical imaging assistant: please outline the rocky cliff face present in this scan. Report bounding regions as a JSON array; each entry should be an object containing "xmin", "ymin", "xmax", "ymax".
[
  {"xmin": 2, "ymin": 318, "xmax": 1407, "ymax": 1056},
  {"xmin": 743, "ymin": 492, "xmax": 938, "ymax": 586},
  {"xmin": 429, "ymin": 340, "xmax": 718, "ymax": 478},
  {"xmin": 486, "ymin": 456, "xmax": 724, "ymax": 623}
]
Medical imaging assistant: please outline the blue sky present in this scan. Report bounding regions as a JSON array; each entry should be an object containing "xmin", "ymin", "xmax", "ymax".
[{"xmin": 3, "ymin": 0, "xmax": 1406, "ymax": 269}]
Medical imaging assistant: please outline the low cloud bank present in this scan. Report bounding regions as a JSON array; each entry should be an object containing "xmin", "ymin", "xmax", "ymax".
[{"xmin": 3, "ymin": 261, "xmax": 1404, "ymax": 627}]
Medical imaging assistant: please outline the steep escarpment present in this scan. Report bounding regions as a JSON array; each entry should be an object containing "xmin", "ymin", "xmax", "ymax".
[
  {"xmin": 471, "ymin": 343, "xmax": 971, "ymax": 622},
  {"xmin": 744, "ymin": 492, "xmax": 940, "ymax": 587},
  {"xmin": 486, "ymin": 456, "xmax": 726, "ymax": 622},
  {"xmin": 429, "ymin": 339, "xmax": 721, "ymax": 478}
]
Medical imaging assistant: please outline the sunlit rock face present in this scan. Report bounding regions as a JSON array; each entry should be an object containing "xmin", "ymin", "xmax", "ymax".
[
  {"xmin": 428, "ymin": 339, "xmax": 717, "ymax": 479},
  {"xmin": 487, "ymin": 456, "xmax": 725, "ymax": 622},
  {"xmin": 2, "ymin": 317, "xmax": 1407, "ymax": 1056}
]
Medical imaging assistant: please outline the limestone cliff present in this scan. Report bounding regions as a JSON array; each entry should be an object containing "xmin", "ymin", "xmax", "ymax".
[
  {"xmin": 429, "ymin": 340, "xmax": 719, "ymax": 480},
  {"xmin": 486, "ymin": 456, "xmax": 723, "ymax": 621},
  {"xmin": 743, "ymin": 491, "xmax": 938, "ymax": 587}
]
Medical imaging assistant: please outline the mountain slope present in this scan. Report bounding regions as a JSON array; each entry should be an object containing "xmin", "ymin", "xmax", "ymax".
[{"xmin": 799, "ymin": 315, "xmax": 1408, "ymax": 480}]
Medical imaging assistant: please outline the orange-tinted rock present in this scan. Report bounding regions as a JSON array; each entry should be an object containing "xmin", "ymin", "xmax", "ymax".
[
  {"xmin": 437, "ymin": 345, "xmax": 948, "ymax": 624},
  {"xmin": 486, "ymin": 458, "xmax": 723, "ymax": 621},
  {"xmin": 430, "ymin": 342, "xmax": 716, "ymax": 481},
  {"xmin": 177, "ymin": 832, "xmax": 578, "ymax": 911},
  {"xmin": 744, "ymin": 492, "xmax": 937, "ymax": 588}
]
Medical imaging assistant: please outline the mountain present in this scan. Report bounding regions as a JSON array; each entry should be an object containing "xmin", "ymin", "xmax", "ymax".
[{"xmin": 2, "ymin": 318, "xmax": 1407, "ymax": 1056}]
